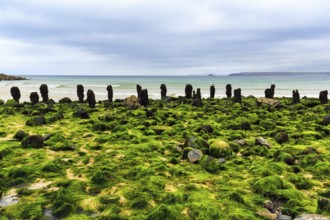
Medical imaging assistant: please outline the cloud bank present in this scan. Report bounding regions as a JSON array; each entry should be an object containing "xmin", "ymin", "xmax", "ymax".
[{"xmin": 1, "ymin": 0, "xmax": 330, "ymax": 75}]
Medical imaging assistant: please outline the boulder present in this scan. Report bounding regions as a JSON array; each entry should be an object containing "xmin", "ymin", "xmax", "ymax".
[
  {"xmin": 257, "ymin": 97, "xmax": 282, "ymax": 107},
  {"xmin": 293, "ymin": 214, "xmax": 330, "ymax": 220},
  {"xmin": 255, "ymin": 137, "xmax": 272, "ymax": 148},
  {"xmin": 13, "ymin": 130, "xmax": 28, "ymax": 141},
  {"xmin": 22, "ymin": 135, "xmax": 44, "ymax": 148},
  {"xmin": 265, "ymin": 84, "xmax": 275, "ymax": 98},
  {"xmin": 29, "ymin": 92, "xmax": 39, "ymax": 105},
  {"xmin": 274, "ymin": 132, "xmax": 289, "ymax": 144},
  {"xmin": 197, "ymin": 125, "xmax": 214, "ymax": 134},
  {"xmin": 188, "ymin": 149, "xmax": 203, "ymax": 163},
  {"xmin": 209, "ymin": 140, "xmax": 232, "ymax": 158},
  {"xmin": 124, "ymin": 95, "xmax": 140, "ymax": 108},
  {"xmin": 59, "ymin": 97, "xmax": 72, "ymax": 104},
  {"xmin": 136, "ymin": 84, "xmax": 142, "ymax": 98},
  {"xmin": 139, "ymin": 89, "xmax": 149, "ymax": 107},
  {"xmin": 26, "ymin": 116, "xmax": 46, "ymax": 126},
  {"xmin": 73, "ymin": 110, "xmax": 90, "ymax": 119},
  {"xmin": 292, "ymin": 90, "xmax": 300, "ymax": 104},
  {"xmin": 322, "ymin": 115, "xmax": 330, "ymax": 126}
]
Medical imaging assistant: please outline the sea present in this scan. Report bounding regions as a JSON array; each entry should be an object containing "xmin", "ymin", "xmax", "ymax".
[{"xmin": 0, "ymin": 73, "xmax": 329, "ymax": 102}]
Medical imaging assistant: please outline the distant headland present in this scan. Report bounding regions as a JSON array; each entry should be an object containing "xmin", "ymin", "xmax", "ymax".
[{"xmin": 0, "ymin": 73, "xmax": 27, "ymax": 81}]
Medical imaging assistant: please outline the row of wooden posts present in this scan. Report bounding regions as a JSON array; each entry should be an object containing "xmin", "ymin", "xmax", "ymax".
[{"xmin": 8, "ymin": 83, "xmax": 329, "ymax": 107}]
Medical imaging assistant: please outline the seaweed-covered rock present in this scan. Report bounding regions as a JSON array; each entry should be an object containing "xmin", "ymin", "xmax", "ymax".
[
  {"xmin": 192, "ymin": 98, "xmax": 203, "ymax": 107},
  {"xmin": 317, "ymin": 197, "xmax": 330, "ymax": 214},
  {"xmin": 39, "ymin": 84, "xmax": 49, "ymax": 102},
  {"xmin": 10, "ymin": 86, "xmax": 21, "ymax": 103},
  {"xmin": 226, "ymin": 84, "xmax": 232, "ymax": 98},
  {"xmin": 77, "ymin": 84, "xmax": 84, "ymax": 103},
  {"xmin": 184, "ymin": 136, "xmax": 209, "ymax": 150},
  {"xmin": 265, "ymin": 84, "xmax": 276, "ymax": 98},
  {"xmin": 274, "ymin": 132, "xmax": 289, "ymax": 144},
  {"xmin": 22, "ymin": 135, "xmax": 44, "ymax": 148},
  {"xmin": 160, "ymin": 84, "xmax": 167, "ymax": 99},
  {"xmin": 136, "ymin": 84, "xmax": 142, "ymax": 99},
  {"xmin": 107, "ymin": 85, "xmax": 113, "ymax": 102},
  {"xmin": 292, "ymin": 90, "xmax": 300, "ymax": 104},
  {"xmin": 29, "ymin": 92, "xmax": 39, "ymax": 105},
  {"xmin": 188, "ymin": 149, "xmax": 203, "ymax": 163},
  {"xmin": 87, "ymin": 89, "xmax": 96, "ymax": 108},
  {"xmin": 185, "ymin": 84, "xmax": 193, "ymax": 99},
  {"xmin": 257, "ymin": 97, "xmax": 282, "ymax": 107},
  {"xmin": 73, "ymin": 110, "xmax": 90, "ymax": 119},
  {"xmin": 255, "ymin": 137, "xmax": 272, "ymax": 148},
  {"xmin": 26, "ymin": 116, "xmax": 46, "ymax": 126},
  {"xmin": 59, "ymin": 97, "xmax": 72, "ymax": 104},
  {"xmin": 209, "ymin": 140, "xmax": 232, "ymax": 159},
  {"xmin": 210, "ymin": 84, "xmax": 215, "ymax": 98},
  {"xmin": 319, "ymin": 90, "xmax": 328, "ymax": 104},
  {"xmin": 322, "ymin": 115, "xmax": 330, "ymax": 126},
  {"xmin": 233, "ymin": 88, "xmax": 241, "ymax": 103},
  {"xmin": 139, "ymin": 89, "xmax": 149, "ymax": 107},
  {"xmin": 13, "ymin": 130, "xmax": 29, "ymax": 141},
  {"xmin": 124, "ymin": 95, "xmax": 140, "ymax": 108},
  {"xmin": 197, "ymin": 125, "xmax": 213, "ymax": 134}
]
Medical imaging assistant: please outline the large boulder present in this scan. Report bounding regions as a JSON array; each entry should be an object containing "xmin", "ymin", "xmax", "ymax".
[
  {"xmin": 22, "ymin": 135, "xmax": 44, "ymax": 148},
  {"xmin": 26, "ymin": 116, "xmax": 46, "ymax": 126},
  {"xmin": 257, "ymin": 97, "xmax": 282, "ymax": 107}
]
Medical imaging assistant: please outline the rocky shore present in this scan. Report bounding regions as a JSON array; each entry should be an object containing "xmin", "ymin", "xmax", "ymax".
[{"xmin": 0, "ymin": 73, "xmax": 26, "ymax": 81}]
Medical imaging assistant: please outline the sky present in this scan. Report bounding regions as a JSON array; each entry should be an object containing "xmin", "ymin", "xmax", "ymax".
[{"xmin": 1, "ymin": 0, "xmax": 330, "ymax": 75}]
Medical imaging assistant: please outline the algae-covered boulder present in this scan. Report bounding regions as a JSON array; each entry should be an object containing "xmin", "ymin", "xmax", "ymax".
[
  {"xmin": 209, "ymin": 140, "xmax": 232, "ymax": 158},
  {"xmin": 257, "ymin": 97, "xmax": 282, "ymax": 107},
  {"xmin": 184, "ymin": 136, "xmax": 209, "ymax": 150},
  {"xmin": 13, "ymin": 130, "xmax": 29, "ymax": 141},
  {"xmin": 26, "ymin": 116, "xmax": 46, "ymax": 126},
  {"xmin": 274, "ymin": 132, "xmax": 289, "ymax": 144},
  {"xmin": 317, "ymin": 197, "xmax": 330, "ymax": 214},
  {"xmin": 5, "ymin": 99, "xmax": 18, "ymax": 107},
  {"xmin": 73, "ymin": 110, "xmax": 90, "ymax": 119},
  {"xmin": 199, "ymin": 155, "xmax": 220, "ymax": 173},
  {"xmin": 321, "ymin": 115, "xmax": 330, "ymax": 126},
  {"xmin": 59, "ymin": 97, "xmax": 72, "ymax": 104},
  {"xmin": 22, "ymin": 135, "xmax": 44, "ymax": 148}
]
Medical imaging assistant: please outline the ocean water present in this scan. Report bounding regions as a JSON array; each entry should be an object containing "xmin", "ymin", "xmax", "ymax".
[{"xmin": 0, "ymin": 74, "xmax": 329, "ymax": 102}]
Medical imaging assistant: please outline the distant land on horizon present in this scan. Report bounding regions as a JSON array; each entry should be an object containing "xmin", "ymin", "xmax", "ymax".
[{"xmin": 229, "ymin": 72, "xmax": 330, "ymax": 76}]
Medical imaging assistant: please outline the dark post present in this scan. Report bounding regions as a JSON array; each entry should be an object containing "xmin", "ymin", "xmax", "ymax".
[
  {"xmin": 292, "ymin": 90, "xmax": 300, "ymax": 104},
  {"xmin": 39, "ymin": 84, "xmax": 49, "ymax": 102},
  {"xmin": 160, "ymin": 84, "xmax": 167, "ymax": 99},
  {"xmin": 265, "ymin": 84, "xmax": 275, "ymax": 98},
  {"xmin": 226, "ymin": 84, "xmax": 232, "ymax": 98},
  {"xmin": 10, "ymin": 87, "xmax": 21, "ymax": 103},
  {"xmin": 77, "ymin": 84, "xmax": 84, "ymax": 103},
  {"xmin": 87, "ymin": 89, "xmax": 96, "ymax": 108},
  {"xmin": 107, "ymin": 85, "xmax": 113, "ymax": 102},
  {"xmin": 210, "ymin": 84, "xmax": 215, "ymax": 98},
  {"xmin": 139, "ymin": 89, "xmax": 149, "ymax": 107},
  {"xmin": 196, "ymin": 88, "xmax": 201, "ymax": 100},
  {"xmin": 185, "ymin": 84, "xmax": 193, "ymax": 99},
  {"xmin": 233, "ymin": 88, "xmax": 241, "ymax": 104},
  {"xmin": 136, "ymin": 84, "xmax": 142, "ymax": 99},
  {"xmin": 30, "ymin": 92, "xmax": 39, "ymax": 105},
  {"xmin": 319, "ymin": 90, "xmax": 328, "ymax": 104}
]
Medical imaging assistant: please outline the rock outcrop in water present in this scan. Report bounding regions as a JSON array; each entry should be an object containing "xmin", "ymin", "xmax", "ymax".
[
  {"xmin": 0, "ymin": 73, "xmax": 26, "ymax": 81},
  {"xmin": 77, "ymin": 84, "xmax": 84, "ymax": 103},
  {"xmin": 10, "ymin": 87, "xmax": 21, "ymax": 103}
]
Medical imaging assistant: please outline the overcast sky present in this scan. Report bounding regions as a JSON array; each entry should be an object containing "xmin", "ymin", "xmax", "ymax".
[{"xmin": 1, "ymin": 0, "xmax": 330, "ymax": 75}]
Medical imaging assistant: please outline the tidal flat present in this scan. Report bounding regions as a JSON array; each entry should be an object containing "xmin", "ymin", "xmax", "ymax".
[{"xmin": 0, "ymin": 96, "xmax": 329, "ymax": 219}]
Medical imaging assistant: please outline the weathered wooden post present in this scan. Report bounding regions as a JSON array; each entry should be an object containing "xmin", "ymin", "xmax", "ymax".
[
  {"xmin": 87, "ymin": 89, "xmax": 96, "ymax": 108},
  {"xmin": 226, "ymin": 84, "xmax": 232, "ymax": 98},
  {"xmin": 136, "ymin": 84, "xmax": 142, "ymax": 99},
  {"xmin": 292, "ymin": 90, "xmax": 300, "ymax": 104},
  {"xmin": 210, "ymin": 84, "xmax": 215, "ymax": 98},
  {"xmin": 319, "ymin": 90, "xmax": 328, "ymax": 104},
  {"xmin": 185, "ymin": 84, "xmax": 193, "ymax": 99},
  {"xmin": 160, "ymin": 84, "xmax": 167, "ymax": 99},
  {"xmin": 77, "ymin": 84, "xmax": 84, "ymax": 103},
  {"xmin": 139, "ymin": 89, "xmax": 149, "ymax": 107},
  {"xmin": 265, "ymin": 84, "xmax": 275, "ymax": 98},
  {"xmin": 39, "ymin": 84, "xmax": 49, "ymax": 102},
  {"xmin": 233, "ymin": 88, "xmax": 241, "ymax": 104},
  {"xmin": 30, "ymin": 92, "xmax": 39, "ymax": 105},
  {"xmin": 107, "ymin": 85, "xmax": 113, "ymax": 102}
]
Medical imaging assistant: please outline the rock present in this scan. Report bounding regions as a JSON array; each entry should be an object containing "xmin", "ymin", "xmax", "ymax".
[
  {"xmin": 77, "ymin": 84, "xmax": 84, "ymax": 103},
  {"xmin": 0, "ymin": 73, "xmax": 26, "ymax": 81},
  {"xmin": 43, "ymin": 134, "xmax": 51, "ymax": 141},
  {"xmin": 294, "ymin": 214, "xmax": 330, "ymax": 220},
  {"xmin": 319, "ymin": 90, "xmax": 328, "ymax": 104},
  {"xmin": 226, "ymin": 84, "xmax": 232, "ymax": 98},
  {"xmin": 10, "ymin": 86, "xmax": 21, "ymax": 103},
  {"xmin": 29, "ymin": 92, "xmax": 39, "ymax": 105},
  {"xmin": 124, "ymin": 95, "xmax": 140, "ymax": 108},
  {"xmin": 233, "ymin": 88, "xmax": 241, "ymax": 103},
  {"xmin": 107, "ymin": 85, "xmax": 113, "ymax": 102},
  {"xmin": 255, "ymin": 137, "xmax": 272, "ymax": 148},
  {"xmin": 139, "ymin": 89, "xmax": 149, "ymax": 107},
  {"xmin": 278, "ymin": 215, "xmax": 292, "ymax": 220},
  {"xmin": 185, "ymin": 84, "xmax": 193, "ymax": 99},
  {"xmin": 188, "ymin": 149, "xmax": 203, "ymax": 163},
  {"xmin": 59, "ymin": 97, "xmax": 72, "ymax": 104},
  {"xmin": 274, "ymin": 131, "xmax": 289, "ymax": 144},
  {"xmin": 87, "ymin": 89, "xmax": 96, "ymax": 108},
  {"xmin": 235, "ymin": 139, "xmax": 247, "ymax": 146},
  {"xmin": 209, "ymin": 140, "xmax": 232, "ymax": 159},
  {"xmin": 26, "ymin": 116, "xmax": 46, "ymax": 126},
  {"xmin": 160, "ymin": 84, "xmax": 167, "ymax": 99},
  {"xmin": 256, "ymin": 209, "xmax": 277, "ymax": 220},
  {"xmin": 322, "ymin": 115, "xmax": 330, "ymax": 126},
  {"xmin": 257, "ymin": 97, "xmax": 282, "ymax": 107},
  {"xmin": 317, "ymin": 197, "xmax": 330, "ymax": 214},
  {"xmin": 292, "ymin": 90, "xmax": 300, "ymax": 104},
  {"xmin": 210, "ymin": 84, "xmax": 215, "ymax": 98},
  {"xmin": 73, "ymin": 110, "xmax": 90, "ymax": 119},
  {"xmin": 40, "ymin": 84, "xmax": 49, "ymax": 102},
  {"xmin": 192, "ymin": 98, "xmax": 203, "ymax": 107},
  {"xmin": 22, "ymin": 135, "xmax": 44, "ymax": 148},
  {"xmin": 0, "ymin": 195, "xmax": 19, "ymax": 207},
  {"xmin": 184, "ymin": 136, "xmax": 209, "ymax": 150},
  {"xmin": 197, "ymin": 125, "xmax": 214, "ymax": 134},
  {"xmin": 13, "ymin": 130, "xmax": 29, "ymax": 141},
  {"xmin": 265, "ymin": 84, "xmax": 275, "ymax": 98},
  {"xmin": 263, "ymin": 200, "xmax": 274, "ymax": 212}
]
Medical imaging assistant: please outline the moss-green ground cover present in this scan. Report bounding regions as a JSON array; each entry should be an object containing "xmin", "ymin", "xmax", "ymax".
[{"xmin": 0, "ymin": 97, "xmax": 329, "ymax": 219}]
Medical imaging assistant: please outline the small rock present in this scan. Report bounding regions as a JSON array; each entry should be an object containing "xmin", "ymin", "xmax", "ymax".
[
  {"xmin": 13, "ymin": 130, "xmax": 28, "ymax": 141},
  {"xmin": 278, "ymin": 215, "xmax": 292, "ymax": 220},
  {"xmin": 263, "ymin": 200, "xmax": 274, "ymax": 212},
  {"xmin": 294, "ymin": 214, "xmax": 330, "ymax": 220},
  {"xmin": 188, "ymin": 149, "xmax": 203, "ymax": 163},
  {"xmin": 257, "ymin": 97, "xmax": 282, "ymax": 107},
  {"xmin": 73, "ymin": 110, "xmax": 90, "ymax": 119},
  {"xmin": 0, "ymin": 195, "xmax": 19, "ymax": 207},
  {"xmin": 43, "ymin": 134, "xmax": 51, "ymax": 141},
  {"xmin": 255, "ymin": 137, "xmax": 272, "ymax": 148},
  {"xmin": 197, "ymin": 125, "xmax": 213, "ymax": 134},
  {"xmin": 58, "ymin": 97, "xmax": 72, "ymax": 104},
  {"xmin": 274, "ymin": 132, "xmax": 289, "ymax": 144},
  {"xmin": 22, "ymin": 135, "xmax": 44, "ymax": 148},
  {"xmin": 235, "ymin": 139, "xmax": 247, "ymax": 146},
  {"xmin": 256, "ymin": 209, "xmax": 277, "ymax": 220}
]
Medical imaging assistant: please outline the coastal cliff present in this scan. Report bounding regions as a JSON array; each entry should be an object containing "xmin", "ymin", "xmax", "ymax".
[{"xmin": 0, "ymin": 73, "xmax": 26, "ymax": 81}]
